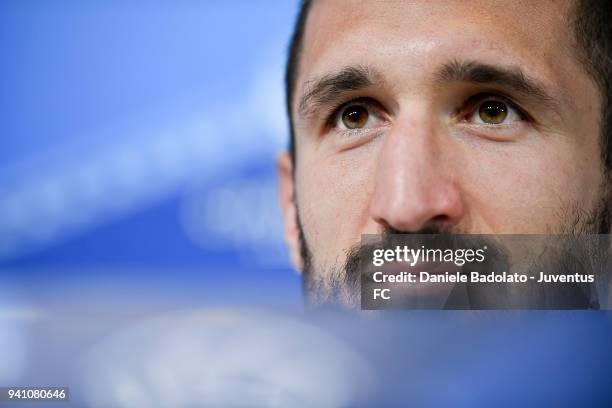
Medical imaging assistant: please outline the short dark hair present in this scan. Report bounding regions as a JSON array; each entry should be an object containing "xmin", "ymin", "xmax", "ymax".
[
  {"xmin": 285, "ymin": 0, "xmax": 313, "ymax": 164},
  {"xmin": 571, "ymin": 0, "xmax": 612, "ymax": 171},
  {"xmin": 285, "ymin": 0, "xmax": 612, "ymax": 171}
]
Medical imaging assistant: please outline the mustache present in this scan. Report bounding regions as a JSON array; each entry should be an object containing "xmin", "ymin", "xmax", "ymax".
[
  {"xmin": 342, "ymin": 226, "xmax": 508, "ymax": 291},
  {"xmin": 342, "ymin": 229, "xmax": 605, "ymax": 309}
]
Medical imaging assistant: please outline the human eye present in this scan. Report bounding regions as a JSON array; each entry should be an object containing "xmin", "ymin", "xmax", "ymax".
[
  {"xmin": 327, "ymin": 98, "xmax": 387, "ymax": 134},
  {"xmin": 463, "ymin": 94, "xmax": 527, "ymax": 126}
]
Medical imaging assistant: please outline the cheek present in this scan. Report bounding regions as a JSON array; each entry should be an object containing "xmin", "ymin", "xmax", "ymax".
[
  {"xmin": 296, "ymin": 146, "xmax": 379, "ymax": 263},
  {"xmin": 460, "ymin": 137, "xmax": 603, "ymax": 233}
]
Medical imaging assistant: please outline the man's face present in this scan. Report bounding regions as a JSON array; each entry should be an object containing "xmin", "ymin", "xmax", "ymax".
[{"xmin": 278, "ymin": 0, "xmax": 608, "ymax": 303}]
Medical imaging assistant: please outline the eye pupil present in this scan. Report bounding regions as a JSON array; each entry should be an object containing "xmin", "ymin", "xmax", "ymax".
[
  {"xmin": 342, "ymin": 105, "xmax": 369, "ymax": 129},
  {"xmin": 479, "ymin": 100, "xmax": 508, "ymax": 124}
]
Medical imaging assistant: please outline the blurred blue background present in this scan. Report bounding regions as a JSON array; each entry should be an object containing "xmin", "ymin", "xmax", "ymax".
[
  {"xmin": 0, "ymin": 0, "xmax": 303, "ymax": 289},
  {"xmin": 0, "ymin": 0, "xmax": 296, "ymax": 274},
  {"xmin": 1, "ymin": 2, "xmax": 611, "ymax": 407},
  {"xmin": 0, "ymin": 0, "xmax": 304, "ymax": 400}
]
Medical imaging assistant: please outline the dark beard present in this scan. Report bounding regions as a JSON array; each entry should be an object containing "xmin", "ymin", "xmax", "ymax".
[{"xmin": 297, "ymin": 187, "xmax": 612, "ymax": 308}]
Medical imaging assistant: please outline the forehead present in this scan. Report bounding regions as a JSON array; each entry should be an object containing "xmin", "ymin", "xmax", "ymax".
[{"xmin": 296, "ymin": 0, "xmax": 579, "ymax": 108}]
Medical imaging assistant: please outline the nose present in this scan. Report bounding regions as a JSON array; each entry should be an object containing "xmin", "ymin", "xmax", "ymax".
[{"xmin": 370, "ymin": 115, "xmax": 465, "ymax": 233}]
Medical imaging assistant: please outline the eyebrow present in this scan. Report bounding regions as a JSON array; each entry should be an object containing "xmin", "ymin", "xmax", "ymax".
[
  {"xmin": 436, "ymin": 60, "xmax": 560, "ymax": 111},
  {"xmin": 298, "ymin": 65, "xmax": 382, "ymax": 118},
  {"xmin": 297, "ymin": 60, "xmax": 561, "ymax": 120}
]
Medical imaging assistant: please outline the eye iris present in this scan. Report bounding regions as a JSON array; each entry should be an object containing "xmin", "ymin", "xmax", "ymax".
[
  {"xmin": 342, "ymin": 105, "xmax": 369, "ymax": 129},
  {"xmin": 479, "ymin": 100, "xmax": 508, "ymax": 124}
]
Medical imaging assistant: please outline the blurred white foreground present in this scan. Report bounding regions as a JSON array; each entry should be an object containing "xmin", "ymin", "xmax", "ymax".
[{"xmin": 79, "ymin": 308, "xmax": 373, "ymax": 407}]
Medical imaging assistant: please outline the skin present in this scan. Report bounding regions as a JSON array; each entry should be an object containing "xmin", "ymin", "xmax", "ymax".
[{"xmin": 278, "ymin": 0, "xmax": 607, "ymax": 301}]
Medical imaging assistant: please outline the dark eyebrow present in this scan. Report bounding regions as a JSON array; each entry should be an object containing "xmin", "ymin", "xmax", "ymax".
[
  {"xmin": 436, "ymin": 60, "xmax": 560, "ymax": 111},
  {"xmin": 298, "ymin": 65, "xmax": 382, "ymax": 118}
]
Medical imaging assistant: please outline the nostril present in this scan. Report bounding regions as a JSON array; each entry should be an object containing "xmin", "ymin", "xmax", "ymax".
[
  {"xmin": 374, "ymin": 218, "xmax": 393, "ymax": 234},
  {"xmin": 418, "ymin": 215, "xmax": 456, "ymax": 233},
  {"xmin": 431, "ymin": 214, "xmax": 451, "ymax": 224}
]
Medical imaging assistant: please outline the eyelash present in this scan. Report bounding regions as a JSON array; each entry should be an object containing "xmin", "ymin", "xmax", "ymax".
[
  {"xmin": 323, "ymin": 92, "xmax": 532, "ymax": 131},
  {"xmin": 459, "ymin": 92, "xmax": 531, "ymax": 123},
  {"xmin": 324, "ymin": 97, "xmax": 381, "ymax": 130}
]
